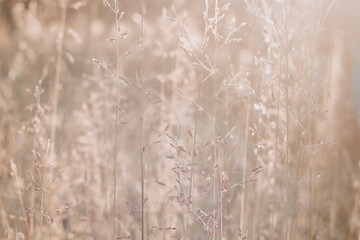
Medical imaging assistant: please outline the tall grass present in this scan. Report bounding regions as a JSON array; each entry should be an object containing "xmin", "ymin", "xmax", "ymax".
[{"xmin": 0, "ymin": 0, "xmax": 360, "ymax": 239}]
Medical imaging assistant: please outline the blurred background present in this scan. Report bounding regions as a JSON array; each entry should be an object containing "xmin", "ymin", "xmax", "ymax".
[{"xmin": 0, "ymin": 0, "xmax": 360, "ymax": 239}]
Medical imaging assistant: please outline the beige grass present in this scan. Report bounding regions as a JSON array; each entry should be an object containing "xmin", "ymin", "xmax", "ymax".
[{"xmin": 0, "ymin": 0, "xmax": 359, "ymax": 239}]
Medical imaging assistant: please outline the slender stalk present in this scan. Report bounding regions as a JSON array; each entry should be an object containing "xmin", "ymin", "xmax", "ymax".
[
  {"xmin": 212, "ymin": 1, "xmax": 219, "ymax": 238},
  {"xmin": 271, "ymin": 44, "xmax": 282, "ymax": 239},
  {"xmin": 250, "ymin": 1, "xmax": 259, "ymax": 237},
  {"xmin": 240, "ymin": 0, "xmax": 256, "ymax": 234},
  {"xmin": 50, "ymin": 0, "xmax": 67, "ymax": 143},
  {"xmin": 139, "ymin": 3, "xmax": 145, "ymax": 239},
  {"xmin": 113, "ymin": 0, "xmax": 120, "ymax": 238},
  {"xmin": 188, "ymin": 69, "xmax": 201, "ymax": 240},
  {"xmin": 139, "ymin": 108, "xmax": 144, "ymax": 240},
  {"xmin": 240, "ymin": 94, "xmax": 250, "ymax": 233},
  {"xmin": 284, "ymin": 0, "xmax": 290, "ymax": 238},
  {"xmin": 40, "ymin": 181, "xmax": 44, "ymax": 237},
  {"xmin": 188, "ymin": 2, "xmax": 209, "ymax": 237},
  {"xmin": 221, "ymin": 77, "xmax": 231, "ymax": 239},
  {"xmin": 37, "ymin": 144, "xmax": 47, "ymax": 238},
  {"xmin": 30, "ymin": 76, "xmax": 47, "ymax": 239}
]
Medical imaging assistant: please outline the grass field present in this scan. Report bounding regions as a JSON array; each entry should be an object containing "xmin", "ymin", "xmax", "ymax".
[{"xmin": 0, "ymin": 0, "xmax": 360, "ymax": 239}]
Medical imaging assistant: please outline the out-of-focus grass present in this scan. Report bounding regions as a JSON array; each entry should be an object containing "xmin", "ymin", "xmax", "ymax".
[{"xmin": 0, "ymin": 0, "xmax": 359, "ymax": 239}]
